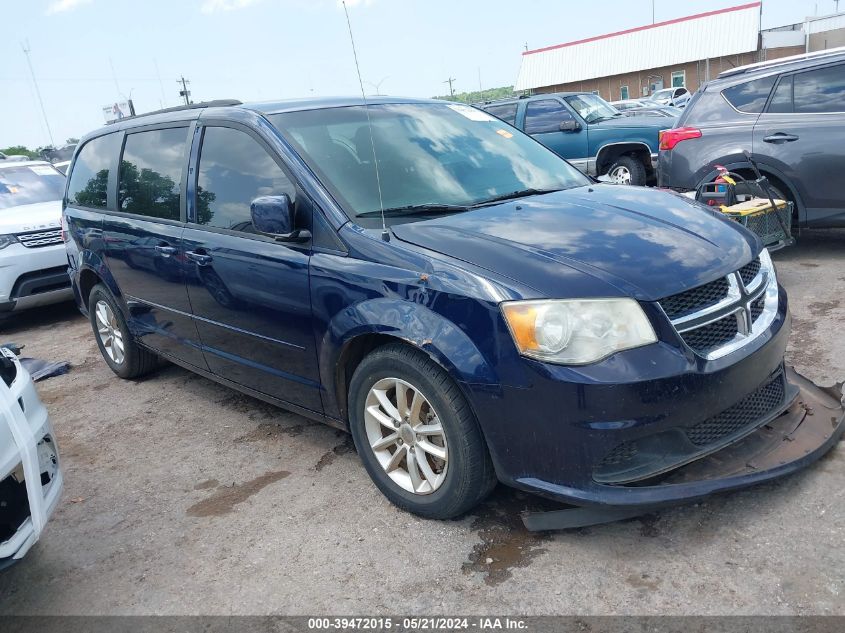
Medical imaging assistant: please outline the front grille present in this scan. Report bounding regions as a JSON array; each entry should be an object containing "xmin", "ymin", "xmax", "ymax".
[
  {"xmin": 750, "ymin": 296, "xmax": 765, "ymax": 323},
  {"xmin": 738, "ymin": 258, "xmax": 761, "ymax": 286},
  {"xmin": 594, "ymin": 368, "xmax": 787, "ymax": 481},
  {"xmin": 659, "ymin": 277, "xmax": 730, "ymax": 319},
  {"xmin": 598, "ymin": 441, "xmax": 639, "ymax": 468},
  {"xmin": 680, "ymin": 316, "xmax": 739, "ymax": 355},
  {"xmin": 685, "ymin": 370, "xmax": 785, "ymax": 446},
  {"xmin": 16, "ymin": 229, "xmax": 62, "ymax": 248}
]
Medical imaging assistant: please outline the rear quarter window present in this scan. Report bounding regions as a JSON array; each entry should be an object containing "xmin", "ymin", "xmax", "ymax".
[
  {"xmin": 721, "ymin": 75, "xmax": 777, "ymax": 113},
  {"xmin": 67, "ymin": 133, "xmax": 121, "ymax": 209}
]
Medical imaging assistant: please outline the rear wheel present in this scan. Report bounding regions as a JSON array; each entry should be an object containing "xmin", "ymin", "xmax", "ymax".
[
  {"xmin": 88, "ymin": 284, "xmax": 159, "ymax": 379},
  {"xmin": 348, "ymin": 343, "xmax": 496, "ymax": 519},
  {"xmin": 607, "ymin": 155, "xmax": 647, "ymax": 186}
]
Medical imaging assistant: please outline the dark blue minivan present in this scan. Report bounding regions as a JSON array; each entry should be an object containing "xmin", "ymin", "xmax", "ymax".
[{"xmin": 63, "ymin": 97, "xmax": 844, "ymax": 523}]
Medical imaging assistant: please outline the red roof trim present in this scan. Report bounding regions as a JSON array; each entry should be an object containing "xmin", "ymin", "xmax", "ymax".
[{"xmin": 522, "ymin": 2, "xmax": 762, "ymax": 56}]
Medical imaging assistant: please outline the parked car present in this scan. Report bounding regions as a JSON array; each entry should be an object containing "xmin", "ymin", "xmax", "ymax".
[
  {"xmin": 658, "ymin": 48, "xmax": 845, "ymax": 228},
  {"xmin": 53, "ymin": 160, "xmax": 71, "ymax": 175},
  {"xmin": 0, "ymin": 348, "xmax": 63, "ymax": 569},
  {"xmin": 477, "ymin": 93, "xmax": 675, "ymax": 186},
  {"xmin": 625, "ymin": 105, "xmax": 683, "ymax": 119},
  {"xmin": 0, "ymin": 160, "xmax": 74, "ymax": 320},
  {"xmin": 64, "ymin": 98, "xmax": 843, "ymax": 524},
  {"xmin": 609, "ymin": 99, "xmax": 648, "ymax": 111},
  {"xmin": 647, "ymin": 86, "xmax": 691, "ymax": 108}
]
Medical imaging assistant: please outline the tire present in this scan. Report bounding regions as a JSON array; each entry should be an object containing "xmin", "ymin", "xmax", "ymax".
[
  {"xmin": 88, "ymin": 283, "xmax": 159, "ymax": 379},
  {"xmin": 348, "ymin": 343, "xmax": 497, "ymax": 519},
  {"xmin": 607, "ymin": 155, "xmax": 647, "ymax": 186}
]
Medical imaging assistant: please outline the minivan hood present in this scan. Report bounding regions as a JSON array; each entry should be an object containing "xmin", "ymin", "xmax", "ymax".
[
  {"xmin": 391, "ymin": 185, "xmax": 757, "ymax": 301},
  {"xmin": 0, "ymin": 200, "xmax": 62, "ymax": 234}
]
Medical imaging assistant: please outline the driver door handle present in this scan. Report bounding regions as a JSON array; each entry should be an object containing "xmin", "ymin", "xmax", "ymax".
[
  {"xmin": 763, "ymin": 133, "xmax": 799, "ymax": 144},
  {"xmin": 186, "ymin": 250, "xmax": 213, "ymax": 266}
]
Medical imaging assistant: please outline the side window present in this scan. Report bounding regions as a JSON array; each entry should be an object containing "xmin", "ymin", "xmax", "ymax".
[
  {"xmin": 119, "ymin": 127, "xmax": 188, "ymax": 221},
  {"xmin": 768, "ymin": 76, "xmax": 793, "ymax": 113},
  {"xmin": 524, "ymin": 100, "xmax": 574, "ymax": 134},
  {"xmin": 67, "ymin": 133, "xmax": 120, "ymax": 209},
  {"xmin": 484, "ymin": 103, "xmax": 518, "ymax": 126},
  {"xmin": 722, "ymin": 75, "xmax": 776, "ymax": 113},
  {"xmin": 195, "ymin": 126, "xmax": 295, "ymax": 232},
  {"xmin": 792, "ymin": 64, "xmax": 845, "ymax": 113}
]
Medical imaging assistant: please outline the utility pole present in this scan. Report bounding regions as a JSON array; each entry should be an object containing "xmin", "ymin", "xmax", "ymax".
[
  {"xmin": 444, "ymin": 77, "xmax": 456, "ymax": 97},
  {"xmin": 652, "ymin": 0, "xmax": 655, "ymax": 24},
  {"xmin": 21, "ymin": 40, "xmax": 55, "ymax": 147},
  {"xmin": 178, "ymin": 76, "xmax": 192, "ymax": 105}
]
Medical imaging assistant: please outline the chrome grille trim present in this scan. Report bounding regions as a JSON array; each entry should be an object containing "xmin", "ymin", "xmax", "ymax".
[
  {"xmin": 16, "ymin": 229, "xmax": 63, "ymax": 248},
  {"xmin": 660, "ymin": 249, "xmax": 778, "ymax": 360}
]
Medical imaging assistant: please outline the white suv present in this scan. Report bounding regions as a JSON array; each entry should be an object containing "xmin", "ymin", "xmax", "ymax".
[{"xmin": 0, "ymin": 160, "xmax": 73, "ymax": 318}]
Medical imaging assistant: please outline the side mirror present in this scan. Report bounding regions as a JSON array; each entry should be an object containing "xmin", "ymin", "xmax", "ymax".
[
  {"xmin": 559, "ymin": 120, "xmax": 580, "ymax": 132},
  {"xmin": 250, "ymin": 195, "xmax": 310, "ymax": 243}
]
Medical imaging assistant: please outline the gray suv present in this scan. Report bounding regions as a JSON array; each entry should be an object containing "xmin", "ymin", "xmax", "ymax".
[{"xmin": 658, "ymin": 49, "xmax": 845, "ymax": 228}]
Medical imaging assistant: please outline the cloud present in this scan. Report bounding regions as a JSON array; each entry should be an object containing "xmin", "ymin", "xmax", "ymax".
[
  {"xmin": 200, "ymin": 0, "xmax": 263, "ymax": 13},
  {"xmin": 45, "ymin": 0, "xmax": 92, "ymax": 15}
]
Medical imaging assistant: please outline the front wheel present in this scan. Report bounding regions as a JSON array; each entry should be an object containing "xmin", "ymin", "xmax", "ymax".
[
  {"xmin": 607, "ymin": 155, "xmax": 647, "ymax": 186},
  {"xmin": 348, "ymin": 343, "xmax": 496, "ymax": 519}
]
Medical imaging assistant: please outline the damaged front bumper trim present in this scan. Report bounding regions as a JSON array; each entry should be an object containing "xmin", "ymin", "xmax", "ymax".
[{"xmin": 520, "ymin": 366, "xmax": 845, "ymax": 531}]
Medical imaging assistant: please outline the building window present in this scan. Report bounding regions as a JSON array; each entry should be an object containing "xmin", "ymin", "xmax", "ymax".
[
  {"xmin": 591, "ymin": 90, "xmax": 600, "ymax": 97},
  {"xmin": 672, "ymin": 70, "xmax": 686, "ymax": 87},
  {"xmin": 620, "ymin": 85, "xmax": 629, "ymax": 100}
]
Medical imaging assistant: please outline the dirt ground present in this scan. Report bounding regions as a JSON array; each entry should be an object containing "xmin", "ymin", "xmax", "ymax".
[{"xmin": 0, "ymin": 230, "xmax": 843, "ymax": 615}]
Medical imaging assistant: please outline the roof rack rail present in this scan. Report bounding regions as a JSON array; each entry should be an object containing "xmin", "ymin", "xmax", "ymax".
[
  {"xmin": 718, "ymin": 46, "xmax": 845, "ymax": 78},
  {"xmin": 106, "ymin": 99, "xmax": 242, "ymax": 124}
]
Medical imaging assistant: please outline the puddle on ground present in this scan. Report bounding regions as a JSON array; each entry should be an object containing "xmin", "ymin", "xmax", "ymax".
[
  {"xmin": 315, "ymin": 435, "xmax": 356, "ymax": 471},
  {"xmin": 462, "ymin": 487, "xmax": 559, "ymax": 586},
  {"xmin": 186, "ymin": 470, "xmax": 290, "ymax": 517}
]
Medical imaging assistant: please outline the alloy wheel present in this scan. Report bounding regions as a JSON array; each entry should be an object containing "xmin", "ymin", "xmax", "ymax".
[
  {"xmin": 364, "ymin": 377, "xmax": 448, "ymax": 495},
  {"xmin": 609, "ymin": 165, "xmax": 632, "ymax": 184},
  {"xmin": 95, "ymin": 300, "xmax": 125, "ymax": 365}
]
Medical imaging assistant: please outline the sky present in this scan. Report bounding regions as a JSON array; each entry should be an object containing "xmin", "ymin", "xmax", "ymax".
[{"xmin": 2, "ymin": 0, "xmax": 841, "ymax": 149}]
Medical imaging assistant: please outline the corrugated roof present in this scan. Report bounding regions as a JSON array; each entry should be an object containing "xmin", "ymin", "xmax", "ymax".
[{"xmin": 515, "ymin": 2, "xmax": 761, "ymax": 91}]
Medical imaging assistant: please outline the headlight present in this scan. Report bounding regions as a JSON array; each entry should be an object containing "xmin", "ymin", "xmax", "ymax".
[
  {"xmin": 0, "ymin": 235, "xmax": 15, "ymax": 250},
  {"xmin": 501, "ymin": 298, "xmax": 657, "ymax": 365}
]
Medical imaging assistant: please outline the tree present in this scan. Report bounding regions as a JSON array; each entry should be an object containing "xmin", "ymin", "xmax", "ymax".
[
  {"xmin": 432, "ymin": 85, "xmax": 518, "ymax": 104},
  {"xmin": 66, "ymin": 138, "xmax": 80, "ymax": 145},
  {"xmin": 0, "ymin": 145, "xmax": 39, "ymax": 159}
]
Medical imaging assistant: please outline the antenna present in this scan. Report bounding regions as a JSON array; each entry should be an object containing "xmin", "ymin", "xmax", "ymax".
[
  {"xmin": 342, "ymin": 1, "xmax": 388, "ymax": 241},
  {"xmin": 21, "ymin": 40, "xmax": 55, "ymax": 147}
]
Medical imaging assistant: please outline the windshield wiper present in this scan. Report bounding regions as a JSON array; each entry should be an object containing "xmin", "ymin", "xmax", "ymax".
[
  {"xmin": 357, "ymin": 203, "xmax": 469, "ymax": 218},
  {"xmin": 471, "ymin": 188, "xmax": 562, "ymax": 207}
]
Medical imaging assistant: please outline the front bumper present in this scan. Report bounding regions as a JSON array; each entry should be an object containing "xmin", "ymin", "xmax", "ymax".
[
  {"xmin": 0, "ymin": 243, "xmax": 72, "ymax": 313},
  {"xmin": 467, "ymin": 287, "xmax": 840, "ymax": 508},
  {"xmin": 0, "ymin": 349, "xmax": 63, "ymax": 567}
]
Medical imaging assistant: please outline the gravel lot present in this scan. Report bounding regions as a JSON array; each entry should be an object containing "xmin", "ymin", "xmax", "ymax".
[{"xmin": 0, "ymin": 230, "xmax": 843, "ymax": 615}]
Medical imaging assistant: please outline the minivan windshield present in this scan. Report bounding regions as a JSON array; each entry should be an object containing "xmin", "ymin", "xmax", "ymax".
[
  {"xmin": 0, "ymin": 164, "xmax": 65, "ymax": 210},
  {"xmin": 269, "ymin": 103, "xmax": 590, "ymax": 226}
]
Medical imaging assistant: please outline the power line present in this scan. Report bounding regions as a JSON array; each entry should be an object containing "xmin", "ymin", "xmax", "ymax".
[{"xmin": 20, "ymin": 40, "xmax": 54, "ymax": 147}]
